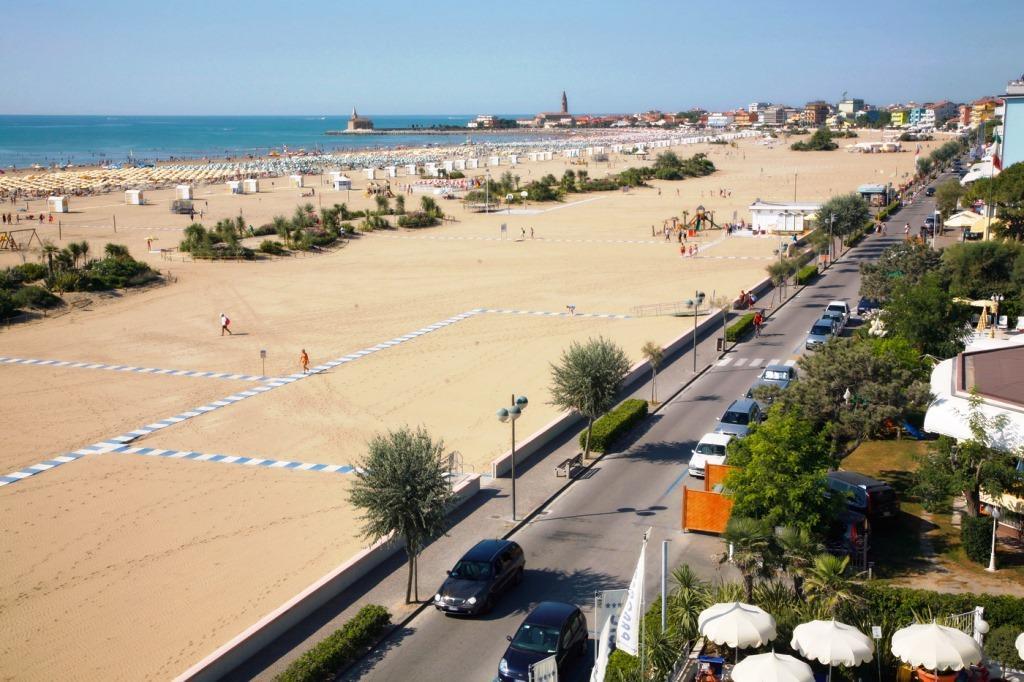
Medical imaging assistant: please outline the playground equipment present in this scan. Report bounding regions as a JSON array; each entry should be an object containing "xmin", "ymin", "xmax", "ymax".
[
  {"xmin": 685, "ymin": 205, "xmax": 722, "ymax": 231},
  {"xmin": 0, "ymin": 228, "xmax": 43, "ymax": 251},
  {"xmin": 364, "ymin": 181, "xmax": 394, "ymax": 198}
]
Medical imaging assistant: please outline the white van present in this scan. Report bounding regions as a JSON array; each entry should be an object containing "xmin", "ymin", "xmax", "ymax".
[{"xmin": 689, "ymin": 432, "xmax": 734, "ymax": 478}]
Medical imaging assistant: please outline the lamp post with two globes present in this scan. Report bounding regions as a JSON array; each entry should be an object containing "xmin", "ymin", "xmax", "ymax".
[{"xmin": 497, "ymin": 395, "xmax": 529, "ymax": 520}]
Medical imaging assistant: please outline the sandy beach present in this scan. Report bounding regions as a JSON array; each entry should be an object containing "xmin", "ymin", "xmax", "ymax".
[{"xmin": 0, "ymin": 130, "xmax": 938, "ymax": 680}]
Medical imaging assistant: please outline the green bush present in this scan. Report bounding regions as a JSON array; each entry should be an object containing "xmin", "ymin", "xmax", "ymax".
[
  {"xmin": 13, "ymin": 263, "xmax": 47, "ymax": 282},
  {"xmin": 259, "ymin": 240, "xmax": 286, "ymax": 255},
  {"xmin": 726, "ymin": 312, "xmax": 756, "ymax": 342},
  {"xmin": 12, "ymin": 285, "xmax": 61, "ymax": 309},
  {"xmin": 795, "ymin": 264, "xmax": 818, "ymax": 285},
  {"xmin": 984, "ymin": 624, "xmax": 1023, "ymax": 667},
  {"xmin": 253, "ymin": 224, "xmax": 278, "ymax": 236},
  {"xmin": 859, "ymin": 583, "xmax": 1024, "ymax": 632},
  {"xmin": 581, "ymin": 398, "xmax": 648, "ymax": 454},
  {"xmin": 87, "ymin": 256, "xmax": 159, "ymax": 288},
  {"xmin": 960, "ymin": 514, "xmax": 991, "ymax": 564},
  {"xmin": 397, "ymin": 212, "xmax": 440, "ymax": 228},
  {"xmin": 0, "ymin": 290, "xmax": 17, "ymax": 319},
  {"xmin": 605, "ymin": 649, "xmax": 640, "ymax": 680},
  {"xmin": 276, "ymin": 604, "xmax": 391, "ymax": 682}
]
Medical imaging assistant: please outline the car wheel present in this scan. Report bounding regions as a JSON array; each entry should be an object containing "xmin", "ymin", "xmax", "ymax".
[{"xmin": 513, "ymin": 568, "xmax": 524, "ymax": 586}]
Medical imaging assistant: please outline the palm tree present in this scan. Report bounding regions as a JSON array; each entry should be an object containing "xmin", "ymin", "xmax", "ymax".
[
  {"xmin": 348, "ymin": 426, "xmax": 454, "ymax": 603},
  {"xmin": 272, "ymin": 215, "xmax": 292, "ymax": 247},
  {"xmin": 77, "ymin": 240, "xmax": 90, "ymax": 266},
  {"xmin": 420, "ymin": 196, "xmax": 442, "ymax": 219},
  {"xmin": 721, "ymin": 516, "xmax": 775, "ymax": 602},
  {"xmin": 41, "ymin": 241, "xmax": 59, "ymax": 277},
  {"xmin": 776, "ymin": 526, "xmax": 823, "ymax": 601},
  {"xmin": 395, "ymin": 194, "xmax": 406, "ymax": 215},
  {"xmin": 804, "ymin": 553, "xmax": 861, "ymax": 617},
  {"xmin": 375, "ymin": 195, "xmax": 390, "ymax": 215},
  {"xmin": 104, "ymin": 243, "xmax": 129, "ymax": 259},
  {"xmin": 548, "ymin": 336, "xmax": 631, "ymax": 458},
  {"xmin": 640, "ymin": 341, "xmax": 663, "ymax": 404},
  {"xmin": 66, "ymin": 242, "xmax": 82, "ymax": 269},
  {"xmin": 668, "ymin": 564, "xmax": 710, "ymax": 641}
]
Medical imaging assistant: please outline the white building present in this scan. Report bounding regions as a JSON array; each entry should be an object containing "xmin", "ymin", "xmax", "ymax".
[
  {"xmin": 707, "ymin": 113, "xmax": 734, "ymax": 128},
  {"xmin": 748, "ymin": 102, "xmax": 770, "ymax": 113},
  {"xmin": 748, "ymin": 199, "xmax": 820, "ymax": 233}
]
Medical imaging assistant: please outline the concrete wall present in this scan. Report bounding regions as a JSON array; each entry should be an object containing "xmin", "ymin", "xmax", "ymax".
[
  {"xmin": 175, "ymin": 474, "xmax": 481, "ymax": 682},
  {"xmin": 489, "ymin": 310, "xmax": 725, "ymax": 478}
]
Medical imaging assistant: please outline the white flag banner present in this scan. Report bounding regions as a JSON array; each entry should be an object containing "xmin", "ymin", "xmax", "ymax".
[
  {"xmin": 615, "ymin": 537, "xmax": 646, "ymax": 656},
  {"xmin": 594, "ymin": 589, "xmax": 628, "ymax": 639},
  {"xmin": 590, "ymin": 610, "xmax": 614, "ymax": 682},
  {"xmin": 529, "ymin": 654, "xmax": 558, "ymax": 682}
]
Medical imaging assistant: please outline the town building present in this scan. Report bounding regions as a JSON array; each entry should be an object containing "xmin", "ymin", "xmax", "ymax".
[
  {"xmin": 802, "ymin": 101, "xmax": 829, "ymax": 126},
  {"xmin": 838, "ymin": 98, "xmax": 864, "ymax": 117},
  {"xmin": 908, "ymin": 106, "xmax": 927, "ymax": 126},
  {"xmin": 748, "ymin": 102, "xmax": 770, "ymax": 113},
  {"xmin": 532, "ymin": 91, "xmax": 574, "ymax": 127},
  {"xmin": 346, "ymin": 107, "xmax": 374, "ymax": 132},
  {"xmin": 1001, "ymin": 75, "xmax": 1024, "ymax": 170},
  {"xmin": 706, "ymin": 112, "xmax": 734, "ymax": 128},
  {"xmin": 923, "ymin": 100, "xmax": 957, "ymax": 127},
  {"xmin": 890, "ymin": 109, "xmax": 909, "ymax": 127},
  {"xmin": 971, "ymin": 97, "xmax": 1001, "ymax": 127},
  {"xmin": 747, "ymin": 199, "xmax": 820, "ymax": 233},
  {"xmin": 467, "ymin": 115, "xmax": 495, "ymax": 129},
  {"xmin": 758, "ymin": 105, "xmax": 787, "ymax": 126}
]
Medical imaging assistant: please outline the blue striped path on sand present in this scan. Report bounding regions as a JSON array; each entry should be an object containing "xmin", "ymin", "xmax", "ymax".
[
  {"xmin": 110, "ymin": 445, "xmax": 355, "ymax": 474},
  {"xmin": 0, "ymin": 356, "xmax": 271, "ymax": 382}
]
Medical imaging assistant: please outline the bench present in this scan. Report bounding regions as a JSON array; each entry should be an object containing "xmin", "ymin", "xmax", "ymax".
[{"xmin": 555, "ymin": 453, "xmax": 584, "ymax": 478}]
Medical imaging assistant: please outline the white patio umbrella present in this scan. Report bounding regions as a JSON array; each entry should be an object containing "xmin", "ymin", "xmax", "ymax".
[
  {"xmin": 698, "ymin": 601, "xmax": 776, "ymax": 664},
  {"xmin": 1016, "ymin": 632, "xmax": 1024, "ymax": 661},
  {"xmin": 890, "ymin": 622, "xmax": 982, "ymax": 673},
  {"xmin": 791, "ymin": 619, "xmax": 874, "ymax": 680},
  {"xmin": 732, "ymin": 651, "xmax": 814, "ymax": 682}
]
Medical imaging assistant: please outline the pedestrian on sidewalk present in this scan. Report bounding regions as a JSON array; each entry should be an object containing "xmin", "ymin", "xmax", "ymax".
[
  {"xmin": 220, "ymin": 313, "xmax": 233, "ymax": 336},
  {"xmin": 300, "ymin": 348, "xmax": 310, "ymax": 373}
]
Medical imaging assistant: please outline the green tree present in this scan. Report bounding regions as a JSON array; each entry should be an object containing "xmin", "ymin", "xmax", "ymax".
[
  {"xmin": 791, "ymin": 127, "xmax": 838, "ymax": 151},
  {"xmin": 779, "ymin": 337, "xmax": 931, "ymax": 455},
  {"xmin": 880, "ymin": 271, "xmax": 972, "ymax": 357},
  {"xmin": 272, "ymin": 215, "xmax": 293, "ymax": 248},
  {"xmin": 859, "ymin": 241, "xmax": 942, "ymax": 302},
  {"xmin": 374, "ymin": 195, "xmax": 390, "ymax": 214},
  {"xmin": 916, "ymin": 157, "xmax": 934, "ymax": 177},
  {"xmin": 775, "ymin": 526, "xmax": 823, "ymax": 601},
  {"xmin": 726, "ymin": 412, "xmax": 839, "ymax": 532},
  {"xmin": 934, "ymin": 178, "xmax": 964, "ymax": 220},
  {"xmin": 668, "ymin": 564, "xmax": 710, "ymax": 641},
  {"xmin": 804, "ymin": 554, "xmax": 860, "ymax": 618},
  {"xmin": 963, "ymin": 162, "xmax": 1024, "ymax": 240},
  {"xmin": 347, "ymin": 426, "xmax": 454, "ymax": 603},
  {"xmin": 395, "ymin": 194, "xmax": 406, "ymax": 215},
  {"xmin": 640, "ymin": 341, "xmax": 663, "ymax": 403},
  {"xmin": 104, "ymin": 243, "xmax": 130, "ymax": 259},
  {"xmin": 817, "ymin": 193, "xmax": 871, "ymax": 257},
  {"xmin": 41, "ymin": 241, "xmax": 59, "ymax": 277},
  {"xmin": 420, "ymin": 196, "xmax": 443, "ymax": 219},
  {"xmin": 942, "ymin": 240, "xmax": 1023, "ymax": 300},
  {"xmin": 549, "ymin": 336, "xmax": 631, "ymax": 458},
  {"xmin": 720, "ymin": 516, "xmax": 776, "ymax": 602},
  {"xmin": 914, "ymin": 397, "xmax": 1024, "ymax": 517}
]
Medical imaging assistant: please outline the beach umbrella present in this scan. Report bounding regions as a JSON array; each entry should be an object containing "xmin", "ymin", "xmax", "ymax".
[
  {"xmin": 791, "ymin": 619, "xmax": 873, "ymax": 680},
  {"xmin": 732, "ymin": 651, "xmax": 813, "ymax": 682},
  {"xmin": 698, "ymin": 602, "xmax": 776, "ymax": 657},
  {"xmin": 890, "ymin": 622, "xmax": 982, "ymax": 673},
  {"xmin": 1016, "ymin": 632, "xmax": 1024, "ymax": 661}
]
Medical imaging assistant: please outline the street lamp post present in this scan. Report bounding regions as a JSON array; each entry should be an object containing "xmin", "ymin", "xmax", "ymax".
[
  {"xmin": 828, "ymin": 214, "xmax": 836, "ymax": 266},
  {"xmin": 506, "ymin": 193, "xmax": 514, "ymax": 215},
  {"xmin": 933, "ymin": 210, "xmax": 941, "ymax": 248},
  {"xmin": 485, "ymin": 169, "xmax": 491, "ymax": 213},
  {"xmin": 497, "ymin": 395, "xmax": 529, "ymax": 521},
  {"xmin": 692, "ymin": 291, "xmax": 705, "ymax": 372},
  {"xmin": 991, "ymin": 294, "xmax": 1004, "ymax": 337},
  {"xmin": 986, "ymin": 506, "xmax": 1002, "ymax": 572},
  {"xmin": 521, "ymin": 190, "xmax": 528, "ymax": 211}
]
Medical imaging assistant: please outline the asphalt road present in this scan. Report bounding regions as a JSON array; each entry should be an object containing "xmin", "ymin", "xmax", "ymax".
[{"xmin": 343, "ymin": 191, "xmax": 941, "ymax": 682}]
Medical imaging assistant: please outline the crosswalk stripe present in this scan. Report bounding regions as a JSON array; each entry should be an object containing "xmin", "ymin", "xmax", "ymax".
[
  {"xmin": 768, "ymin": 358, "xmax": 780, "ymax": 366},
  {"xmin": 716, "ymin": 357, "xmax": 733, "ymax": 367},
  {"xmin": 734, "ymin": 358, "xmax": 748, "ymax": 367},
  {"xmin": 749, "ymin": 358, "xmax": 764, "ymax": 367},
  {"xmin": 784, "ymin": 359, "xmax": 798, "ymax": 367}
]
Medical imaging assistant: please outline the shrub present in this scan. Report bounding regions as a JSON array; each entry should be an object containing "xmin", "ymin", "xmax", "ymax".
[
  {"xmin": 397, "ymin": 212, "xmax": 440, "ymax": 228},
  {"xmin": 858, "ymin": 583, "xmax": 1024, "ymax": 632},
  {"xmin": 12, "ymin": 285, "xmax": 61, "ymax": 309},
  {"xmin": 795, "ymin": 264, "xmax": 818, "ymax": 285},
  {"xmin": 726, "ymin": 312, "xmax": 756, "ymax": 342},
  {"xmin": 0, "ymin": 290, "xmax": 17, "ymax": 319},
  {"xmin": 960, "ymin": 514, "xmax": 991, "ymax": 564},
  {"xmin": 259, "ymin": 240, "xmax": 286, "ymax": 255},
  {"xmin": 448, "ymin": 170, "xmax": 465, "ymax": 179},
  {"xmin": 581, "ymin": 398, "xmax": 648, "ymax": 454},
  {"xmin": 13, "ymin": 262, "xmax": 47, "ymax": 282},
  {"xmin": 253, "ymin": 223, "xmax": 278, "ymax": 236},
  {"xmin": 604, "ymin": 649, "xmax": 640, "ymax": 680},
  {"xmin": 87, "ymin": 256, "xmax": 159, "ymax": 288},
  {"xmin": 276, "ymin": 604, "xmax": 391, "ymax": 682},
  {"xmin": 984, "ymin": 624, "xmax": 1023, "ymax": 667}
]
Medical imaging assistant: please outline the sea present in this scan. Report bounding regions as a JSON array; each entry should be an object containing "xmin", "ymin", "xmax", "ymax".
[{"xmin": 0, "ymin": 115, "xmax": 543, "ymax": 168}]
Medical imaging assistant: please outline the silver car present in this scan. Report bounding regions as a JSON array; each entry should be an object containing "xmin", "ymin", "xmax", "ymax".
[
  {"xmin": 805, "ymin": 317, "xmax": 839, "ymax": 350},
  {"xmin": 746, "ymin": 364, "xmax": 798, "ymax": 400},
  {"xmin": 714, "ymin": 398, "xmax": 763, "ymax": 437}
]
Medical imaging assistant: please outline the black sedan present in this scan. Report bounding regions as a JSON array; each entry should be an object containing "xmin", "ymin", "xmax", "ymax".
[{"xmin": 433, "ymin": 539, "xmax": 524, "ymax": 616}]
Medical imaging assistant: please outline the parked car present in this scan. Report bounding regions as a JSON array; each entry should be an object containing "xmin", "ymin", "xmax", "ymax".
[
  {"xmin": 822, "ymin": 308, "xmax": 847, "ymax": 331},
  {"xmin": 825, "ymin": 300, "xmax": 850, "ymax": 326},
  {"xmin": 746, "ymin": 364, "xmax": 798, "ymax": 400},
  {"xmin": 434, "ymin": 539, "xmax": 524, "ymax": 615},
  {"xmin": 805, "ymin": 317, "xmax": 839, "ymax": 350},
  {"xmin": 714, "ymin": 398, "xmax": 763, "ymax": 437},
  {"xmin": 827, "ymin": 470, "xmax": 900, "ymax": 521},
  {"xmin": 925, "ymin": 186, "xmax": 936, "ymax": 197},
  {"xmin": 689, "ymin": 432, "xmax": 733, "ymax": 478},
  {"xmin": 499, "ymin": 602, "xmax": 588, "ymax": 681},
  {"xmin": 857, "ymin": 297, "xmax": 880, "ymax": 316}
]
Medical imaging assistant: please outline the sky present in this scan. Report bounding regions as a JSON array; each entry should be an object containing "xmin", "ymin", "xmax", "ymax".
[{"xmin": 3, "ymin": 0, "xmax": 1023, "ymax": 116}]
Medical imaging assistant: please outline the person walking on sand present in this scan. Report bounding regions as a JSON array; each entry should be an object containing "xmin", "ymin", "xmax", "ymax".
[
  {"xmin": 220, "ymin": 313, "xmax": 232, "ymax": 336},
  {"xmin": 300, "ymin": 349, "xmax": 310, "ymax": 373}
]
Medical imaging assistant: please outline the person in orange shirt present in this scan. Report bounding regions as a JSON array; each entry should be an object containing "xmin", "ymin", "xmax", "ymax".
[{"xmin": 300, "ymin": 349, "xmax": 310, "ymax": 373}]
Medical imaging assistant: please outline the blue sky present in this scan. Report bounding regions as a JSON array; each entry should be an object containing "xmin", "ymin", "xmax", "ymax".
[{"xmin": 3, "ymin": 0, "xmax": 1023, "ymax": 115}]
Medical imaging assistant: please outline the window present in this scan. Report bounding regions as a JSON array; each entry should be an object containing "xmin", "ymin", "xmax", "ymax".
[{"xmin": 721, "ymin": 410, "xmax": 750, "ymax": 425}]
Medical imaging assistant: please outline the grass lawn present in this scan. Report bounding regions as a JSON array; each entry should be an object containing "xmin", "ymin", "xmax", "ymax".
[{"xmin": 843, "ymin": 440, "xmax": 1024, "ymax": 589}]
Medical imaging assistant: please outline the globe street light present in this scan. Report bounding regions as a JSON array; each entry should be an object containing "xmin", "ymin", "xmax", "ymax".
[
  {"xmin": 986, "ymin": 506, "xmax": 1002, "ymax": 572},
  {"xmin": 520, "ymin": 190, "xmax": 529, "ymax": 212},
  {"xmin": 497, "ymin": 394, "xmax": 529, "ymax": 520},
  {"xmin": 506, "ymin": 193, "xmax": 514, "ymax": 215}
]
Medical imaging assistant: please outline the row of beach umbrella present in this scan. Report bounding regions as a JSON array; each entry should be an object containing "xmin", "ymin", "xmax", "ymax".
[{"xmin": 696, "ymin": 601, "xmax": 1020, "ymax": 681}]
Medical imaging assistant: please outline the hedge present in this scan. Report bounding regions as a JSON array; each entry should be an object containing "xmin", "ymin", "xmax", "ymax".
[
  {"xmin": 725, "ymin": 312, "xmax": 756, "ymax": 342},
  {"xmin": 860, "ymin": 583, "xmax": 1024, "ymax": 632},
  {"xmin": 581, "ymin": 398, "xmax": 648, "ymax": 454},
  {"xmin": 960, "ymin": 514, "xmax": 991, "ymax": 565},
  {"xmin": 12, "ymin": 285, "xmax": 62, "ymax": 309},
  {"xmin": 794, "ymin": 264, "xmax": 818, "ymax": 286},
  {"xmin": 276, "ymin": 604, "xmax": 391, "ymax": 682}
]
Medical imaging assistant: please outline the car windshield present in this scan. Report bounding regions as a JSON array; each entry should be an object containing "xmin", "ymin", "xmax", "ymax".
[
  {"xmin": 827, "ymin": 305, "xmax": 845, "ymax": 314},
  {"xmin": 695, "ymin": 443, "xmax": 726, "ymax": 456},
  {"xmin": 450, "ymin": 559, "xmax": 492, "ymax": 580},
  {"xmin": 721, "ymin": 410, "xmax": 749, "ymax": 425},
  {"xmin": 511, "ymin": 623, "xmax": 561, "ymax": 654},
  {"xmin": 763, "ymin": 369, "xmax": 789, "ymax": 381},
  {"xmin": 811, "ymin": 324, "xmax": 832, "ymax": 336}
]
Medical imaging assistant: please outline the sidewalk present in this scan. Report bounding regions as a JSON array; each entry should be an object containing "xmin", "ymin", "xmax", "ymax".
[{"xmin": 226, "ymin": 244, "xmax": 836, "ymax": 681}]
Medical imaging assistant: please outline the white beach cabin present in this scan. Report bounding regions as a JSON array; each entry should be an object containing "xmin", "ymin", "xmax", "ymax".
[
  {"xmin": 289, "ymin": 174, "xmax": 304, "ymax": 188},
  {"xmin": 175, "ymin": 184, "xmax": 193, "ymax": 200},
  {"xmin": 748, "ymin": 199, "xmax": 821, "ymax": 234},
  {"xmin": 364, "ymin": 168, "xmax": 377, "ymax": 180},
  {"xmin": 243, "ymin": 178, "xmax": 260, "ymax": 194},
  {"xmin": 47, "ymin": 196, "xmax": 69, "ymax": 213},
  {"xmin": 125, "ymin": 189, "xmax": 144, "ymax": 205},
  {"xmin": 386, "ymin": 165, "xmax": 398, "ymax": 178},
  {"xmin": 227, "ymin": 180, "xmax": 243, "ymax": 194},
  {"xmin": 332, "ymin": 175, "xmax": 352, "ymax": 191}
]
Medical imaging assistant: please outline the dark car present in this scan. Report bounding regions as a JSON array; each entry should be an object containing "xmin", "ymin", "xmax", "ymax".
[
  {"xmin": 499, "ymin": 602, "xmax": 588, "ymax": 681},
  {"xmin": 714, "ymin": 398, "xmax": 763, "ymax": 437},
  {"xmin": 857, "ymin": 297, "xmax": 880, "ymax": 316},
  {"xmin": 827, "ymin": 470, "xmax": 900, "ymax": 521},
  {"xmin": 925, "ymin": 186, "xmax": 936, "ymax": 197},
  {"xmin": 434, "ymin": 539, "xmax": 524, "ymax": 615}
]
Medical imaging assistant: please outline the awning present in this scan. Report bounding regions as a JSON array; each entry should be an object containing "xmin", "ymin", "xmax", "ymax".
[{"xmin": 943, "ymin": 211, "xmax": 984, "ymax": 228}]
